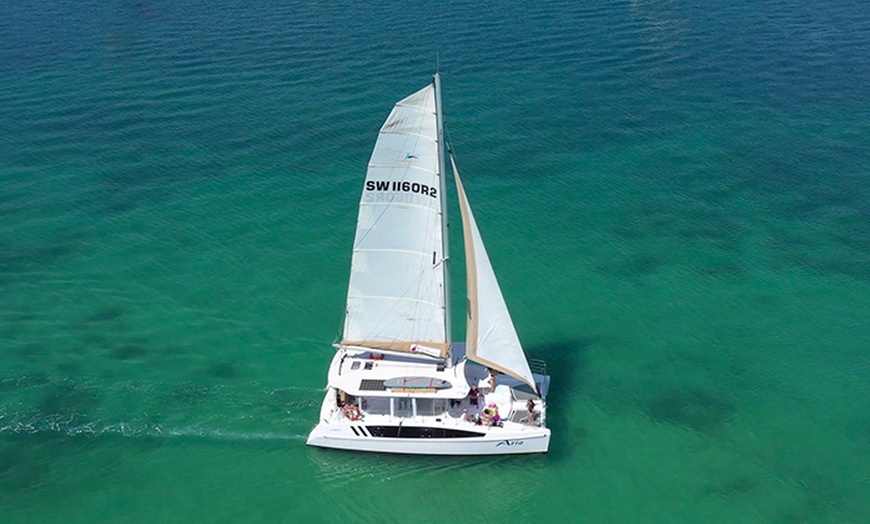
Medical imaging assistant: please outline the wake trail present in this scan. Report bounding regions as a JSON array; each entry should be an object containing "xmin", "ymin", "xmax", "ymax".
[
  {"xmin": 0, "ymin": 414, "xmax": 308, "ymax": 442},
  {"xmin": 0, "ymin": 377, "xmax": 320, "ymax": 443}
]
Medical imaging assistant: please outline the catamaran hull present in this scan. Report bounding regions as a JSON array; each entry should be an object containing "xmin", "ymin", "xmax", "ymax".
[{"xmin": 306, "ymin": 423, "xmax": 550, "ymax": 456}]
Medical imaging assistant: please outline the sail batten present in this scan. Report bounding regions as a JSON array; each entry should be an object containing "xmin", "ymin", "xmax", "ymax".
[
  {"xmin": 377, "ymin": 131, "xmax": 435, "ymax": 137},
  {"xmin": 353, "ymin": 248, "xmax": 438, "ymax": 256},
  {"xmin": 368, "ymin": 163, "xmax": 437, "ymax": 169},
  {"xmin": 346, "ymin": 295, "xmax": 444, "ymax": 307}
]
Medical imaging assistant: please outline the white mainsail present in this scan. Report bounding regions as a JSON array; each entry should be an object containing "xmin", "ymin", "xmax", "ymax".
[
  {"xmin": 341, "ymin": 85, "xmax": 448, "ymax": 357},
  {"xmin": 452, "ymin": 156, "xmax": 537, "ymax": 391}
]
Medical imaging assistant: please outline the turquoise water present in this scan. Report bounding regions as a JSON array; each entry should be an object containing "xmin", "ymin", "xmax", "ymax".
[{"xmin": 2, "ymin": 0, "xmax": 869, "ymax": 522}]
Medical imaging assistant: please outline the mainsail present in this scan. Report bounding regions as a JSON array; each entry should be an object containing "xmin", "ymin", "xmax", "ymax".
[
  {"xmin": 452, "ymin": 156, "xmax": 537, "ymax": 390},
  {"xmin": 341, "ymin": 85, "xmax": 448, "ymax": 357}
]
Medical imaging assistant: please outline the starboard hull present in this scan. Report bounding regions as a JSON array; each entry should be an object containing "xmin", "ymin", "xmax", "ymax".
[{"xmin": 306, "ymin": 422, "xmax": 550, "ymax": 456}]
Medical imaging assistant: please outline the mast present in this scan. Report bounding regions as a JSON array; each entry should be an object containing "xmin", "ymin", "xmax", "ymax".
[{"xmin": 433, "ymin": 73, "xmax": 452, "ymax": 364}]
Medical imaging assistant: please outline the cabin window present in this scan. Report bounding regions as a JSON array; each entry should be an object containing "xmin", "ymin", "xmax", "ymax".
[
  {"xmin": 415, "ymin": 399, "xmax": 443, "ymax": 417},
  {"xmin": 350, "ymin": 361, "xmax": 360, "ymax": 370},
  {"xmin": 361, "ymin": 396, "xmax": 389, "ymax": 415},
  {"xmin": 393, "ymin": 398, "xmax": 412, "ymax": 418}
]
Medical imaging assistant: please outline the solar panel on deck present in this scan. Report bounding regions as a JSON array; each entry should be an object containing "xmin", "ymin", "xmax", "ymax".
[{"xmin": 359, "ymin": 379, "xmax": 386, "ymax": 391}]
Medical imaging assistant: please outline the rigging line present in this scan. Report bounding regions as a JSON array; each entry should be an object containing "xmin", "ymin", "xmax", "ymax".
[{"xmin": 443, "ymin": 121, "xmax": 451, "ymax": 151}]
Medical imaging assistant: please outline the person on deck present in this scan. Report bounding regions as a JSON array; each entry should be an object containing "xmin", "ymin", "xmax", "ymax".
[
  {"xmin": 468, "ymin": 384, "xmax": 481, "ymax": 406},
  {"xmin": 519, "ymin": 399, "xmax": 537, "ymax": 426}
]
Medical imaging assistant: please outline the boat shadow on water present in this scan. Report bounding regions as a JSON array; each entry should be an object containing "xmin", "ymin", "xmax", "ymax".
[{"xmin": 526, "ymin": 338, "xmax": 594, "ymax": 461}]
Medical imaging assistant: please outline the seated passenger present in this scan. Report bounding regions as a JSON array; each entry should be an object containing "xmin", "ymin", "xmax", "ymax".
[
  {"xmin": 343, "ymin": 402, "xmax": 362, "ymax": 421},
  {"xmin": 488, "ymin": 403, "xmax": 501, "ymax": 427}
]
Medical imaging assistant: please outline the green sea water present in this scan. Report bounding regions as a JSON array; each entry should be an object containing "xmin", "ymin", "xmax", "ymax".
[{"xmin": 1, "ymin": 0, "xmax": 868, "ymax": 522}]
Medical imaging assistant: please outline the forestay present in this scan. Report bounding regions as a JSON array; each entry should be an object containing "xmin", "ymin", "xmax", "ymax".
[
  {"xmin": 452, "ymin": 156, "xmax": 536, "ymax": 390},
  {"xmin": 341, "ymin": 85, "xmax": 448, "ymax": 356}
]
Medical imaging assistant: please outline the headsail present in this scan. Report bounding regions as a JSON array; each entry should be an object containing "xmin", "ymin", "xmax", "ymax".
[
  {"xmin": 452, "ymin": 155, "xmax": 537, "ymax": 391},
  {"xmin": 341, "ymin": 84, "xmax": 449, "ymax": 357}
]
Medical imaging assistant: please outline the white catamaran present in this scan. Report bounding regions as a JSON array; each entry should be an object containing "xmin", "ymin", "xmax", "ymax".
[{"xmin": 306, "ymin": 74, "xmax": 551, "ymax": 455}]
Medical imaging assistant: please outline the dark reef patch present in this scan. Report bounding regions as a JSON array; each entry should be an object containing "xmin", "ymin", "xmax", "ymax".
[
  {"xmin": 596, "ymin": 252, "xmax": 666, "ymax": 278},
  {"xmin": 17, "ymin": 342, "xmax": 49, "ymax": 361},
  {"xmin": 35, "ymin": 382, "xmax": 102, "ymax": 418},
  {"xmin": 695, "ymin": 258, "xmax": 745, "ymax": 278},
  {"xmin": 207, "ymin": 362, "xmax": 237, "ymax": 379},
  {"xmin": 111, "ymin": 341, "xmax": 148, "ymax": 360},
  {"xmin": 0, "ymin": 240, "xmax": 72, "ymax": 286},
  {"xmin": 0, "ymin": 443, "xmax": 51, "ymax": 494},
  {"xmin": 705, "ymin": 476, "xmax": 756, "ymax": 499},
  {"xmin": 85, "ymin": 306, "xmax": 125, "ymax": 324},
  {"xmin": 646, "ymin": 387, "xmax": 736, "ymax": 432}
]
